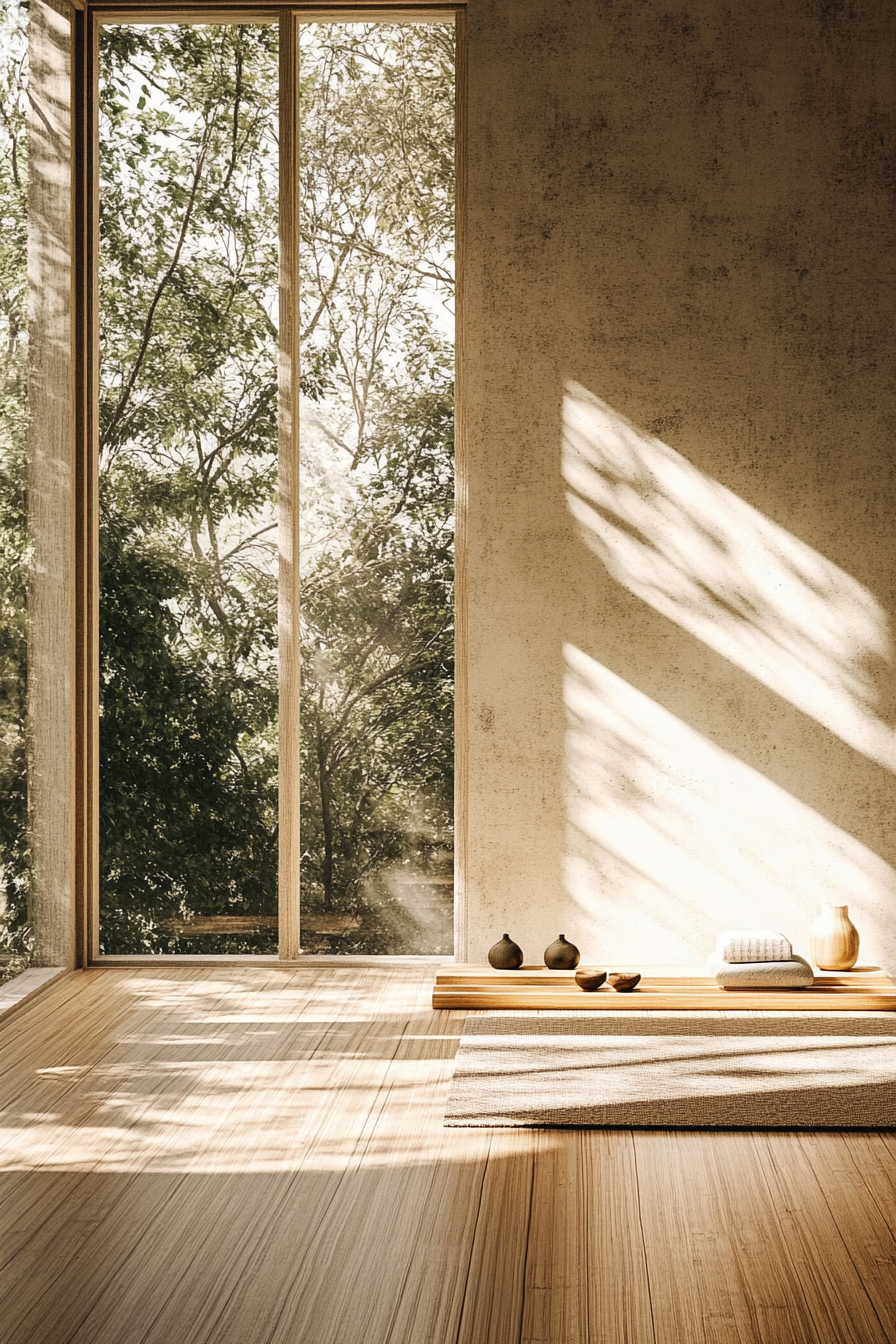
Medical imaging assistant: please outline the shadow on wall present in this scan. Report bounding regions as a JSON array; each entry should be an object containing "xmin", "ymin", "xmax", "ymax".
[{"xmin": 561, "ymin": 383, "xmax": 896, "ymax": 968}]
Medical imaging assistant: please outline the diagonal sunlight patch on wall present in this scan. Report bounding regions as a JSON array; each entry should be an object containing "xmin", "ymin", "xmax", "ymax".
[
  {"xmin": 562, "ymin": 383, "xmax": 896, "ymax": 770},
  {"xmin": 564, "ymin": 644, "xmax": 895, "ymax": 966}
]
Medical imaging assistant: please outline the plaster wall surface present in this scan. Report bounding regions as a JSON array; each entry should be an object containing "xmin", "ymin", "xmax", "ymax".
[
  {"xmin": 461, "ymin": 0, "xmax": 896, "ymax": 971},
  {"xmin": 27, "ymin": 0, "xmax": 73, "ymax": 968}
]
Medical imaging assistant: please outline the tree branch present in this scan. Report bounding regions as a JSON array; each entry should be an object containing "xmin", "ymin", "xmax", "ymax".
[{"xmin": 101, "ymin": 122, "xmax": 213, "ymax": 451}]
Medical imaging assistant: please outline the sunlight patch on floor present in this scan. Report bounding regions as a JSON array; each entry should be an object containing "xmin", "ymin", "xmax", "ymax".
[{"xmin": 2, "ymin": 1056, "xmax": 461, "ymax": 1173}]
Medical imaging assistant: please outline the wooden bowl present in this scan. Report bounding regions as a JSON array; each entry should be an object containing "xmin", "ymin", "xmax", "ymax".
[
  {"xmin": 575, "ymin": 968, "xmax": 607, "ymax": 992},
  {"xmin": 609, "ymin": 972, "xmax": 641, "ymax": 993}
]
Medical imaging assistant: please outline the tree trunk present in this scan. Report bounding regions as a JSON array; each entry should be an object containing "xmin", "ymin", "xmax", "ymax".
[{"xmin": 317, "ymin": 736, "xmax": 335, "ymax": 911}]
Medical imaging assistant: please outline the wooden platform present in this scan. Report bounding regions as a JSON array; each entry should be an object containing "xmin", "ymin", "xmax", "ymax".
[{"xmin": 433, "ymin": 963, "xmax": 896, "ymax": 1011}]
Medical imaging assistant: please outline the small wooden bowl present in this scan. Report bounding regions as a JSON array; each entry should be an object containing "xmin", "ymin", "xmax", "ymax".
[
  {"xmin": 575, "ymin": 968, "xmax": 607, "ymax": 992},
  {"xmin": 609, "ymin": 972, "xmax": 641, "ymax": 993}
]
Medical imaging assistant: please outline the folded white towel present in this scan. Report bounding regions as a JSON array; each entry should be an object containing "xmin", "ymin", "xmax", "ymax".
[
  {"xmin": 706, "ymin": 951, "xmax": 814, "ymax": 988},
  {"xmin": 716, "ymin": 930, "xmax": 792, "ymax": 963}
]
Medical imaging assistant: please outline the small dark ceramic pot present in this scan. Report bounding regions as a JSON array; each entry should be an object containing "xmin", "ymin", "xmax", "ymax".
[
  {"xmin": 488, "ymin": 933, "xmax": 524, "ymax": 970},
  {"xmin": 544, "ymin": 934, "xmax": 580, "ymax": 970},
  {"xmin": 609, "ymin": 972, "xmax": 641, "ymax": 993},
  {"xmin": 575, "ymin": 967, "xmax": 607, "ymax": 992}
]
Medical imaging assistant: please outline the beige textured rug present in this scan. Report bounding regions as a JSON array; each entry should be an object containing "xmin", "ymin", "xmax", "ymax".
[{"xmin": 444, "ymin": 1012, "xmax": 896, "ymax": 1128}]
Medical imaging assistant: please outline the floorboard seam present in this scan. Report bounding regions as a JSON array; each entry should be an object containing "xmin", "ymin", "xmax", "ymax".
[
  {"xmin": 629, "ymin": 1130, "xmax": 659, "ymax": 1344},
  {"xmin": 517, "ymin": 1138, "xmax": 537, "ymax": 1344},
  {"xmin": 451, "ymin": 1130, "xmax": 491, "ymax": 1344}
]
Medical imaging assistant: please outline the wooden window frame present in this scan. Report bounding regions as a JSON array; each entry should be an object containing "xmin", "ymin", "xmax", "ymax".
[{"xmin": 69, "ymin": 0, "xmax": 466, "ymax": 965}]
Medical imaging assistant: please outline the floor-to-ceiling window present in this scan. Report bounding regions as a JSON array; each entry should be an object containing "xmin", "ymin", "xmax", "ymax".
[
  {"xmin": 98, "ymin": 23, "xmax": 281, "ymax": 955},
  {"xmin": 298, "ymin": 23, "xmax": 455, "ymax": 955},
  {"xmin": 97, "ymin": 14, "xmax": 455, "ymax": 958}
]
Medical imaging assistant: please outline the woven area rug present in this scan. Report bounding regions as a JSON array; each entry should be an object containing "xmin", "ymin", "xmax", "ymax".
[{"xmin": 444, "ymin": 1012, "xmax": 896, "ymax": 1128}]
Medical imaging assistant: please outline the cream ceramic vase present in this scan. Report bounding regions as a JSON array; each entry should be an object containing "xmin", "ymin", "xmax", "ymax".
[{"xmin": 809, "ymin": 904, "xmax": 859, "ymax": 971}]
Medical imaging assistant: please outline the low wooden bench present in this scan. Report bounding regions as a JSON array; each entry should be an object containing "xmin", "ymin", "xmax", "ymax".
[{"xmin": 433, "ymin": 963, "xmax": 896, "ymax": 1011}]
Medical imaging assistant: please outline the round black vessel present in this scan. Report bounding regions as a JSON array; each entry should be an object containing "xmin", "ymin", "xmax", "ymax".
[
  {"xmin": 488, "ymin": 933, "xmax": 524, "ymax": 970},
  {"xmin": 544, "ymin": 934, "xmax": 580, "ymax": 970}
]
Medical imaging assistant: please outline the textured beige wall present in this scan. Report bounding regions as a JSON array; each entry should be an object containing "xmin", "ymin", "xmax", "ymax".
[
  {"xmin": 27, "ymin": 0, "xmax": 74, "ymax": 968},
  {"xmin": 461, "ymin": 0, "xmax": 896, "ymax": 971}
]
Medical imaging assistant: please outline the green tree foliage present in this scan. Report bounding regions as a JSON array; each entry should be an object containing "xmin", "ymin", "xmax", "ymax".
[
  {"xmin": 298, "ymin": 24, "xmax": 455, "ymax": 953},
  {"xmin": 0, "ymin": 0, "xmax": 30, "ymax": 981},
  {"xmin": 99, "ymin": 24, "xmax": 280, "ymax": 952},
  {"xmin": 98, "ymin": 20, "xmax": 454, "ymax": 955}
]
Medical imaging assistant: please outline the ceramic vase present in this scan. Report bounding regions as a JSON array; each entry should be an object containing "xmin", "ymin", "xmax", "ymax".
[
  {"xmin": 809, "ymin": 904, "xmax": 859, "ymax": 971},
  {"xmin": 488, "ymin": 933, "xmax": 524, "ymax": 970},
  {"xmin": 544, "ymin": 934, "xmax": 580, "ymax": 970}
]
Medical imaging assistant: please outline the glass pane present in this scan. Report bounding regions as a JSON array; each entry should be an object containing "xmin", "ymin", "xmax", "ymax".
[
  {"xmin": 98, "ymin": 24, "xmax": 280, "ymax": 954},
  {"xmin": 299, "ymin": 23, "xmax": 455, "ymax": 954},
  {"xmin": 0, "ymin": 0, "xmax": 30, "ymax": 982}
]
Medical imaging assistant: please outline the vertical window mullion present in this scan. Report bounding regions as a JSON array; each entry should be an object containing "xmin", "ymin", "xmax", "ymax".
[{"xmin": 278, "ymin": 8, "xmax": 301, "ymax": 959}]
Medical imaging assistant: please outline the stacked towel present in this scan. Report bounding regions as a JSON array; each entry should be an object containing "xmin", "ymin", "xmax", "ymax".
[
  {"xmin": 708, "ymin": 930, "xmax": 814, "ymax": 988},
  {"xmin": 717, "ymin": 930, "xmax": 792, "ymax": 963},
  {"xmin": 706, "ymin": 951, "xmax": 814, "ymax": 987}
]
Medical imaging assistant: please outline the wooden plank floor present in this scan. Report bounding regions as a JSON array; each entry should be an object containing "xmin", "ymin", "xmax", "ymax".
[{"xmin": 2, "ymin": 965, "xmax": 896, "ymax": 1344}]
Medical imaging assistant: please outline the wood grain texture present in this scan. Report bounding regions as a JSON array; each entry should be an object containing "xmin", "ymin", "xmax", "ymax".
[
  {"xmin": 634, "ymin": 1130, "xmax": 820, "ymax": 1344},
  {"xmin": 3, "ymin": 966, "xmax": 896, "ymax": 1343},
  {"xmin": 74, "ymin": 9, "xmax": 101, "ymax": 965},
  {"xmin": 519, "ymin": 1129, "xmax": 654, "ymax": 1344},
  {"xmin": 277, "ymin": 8, "xmax": 301, "ymax": 960},
  {"xmin": 749, "ymin": 1131, "xmax": 891, "ymax": 1344},
  {"xmin": 72, "ymin": 0, "xmax": 90, "ymax": 969},
  {"xmin": 434, "ymin": 964, "xmax": 896, "ymax": 1011}
]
